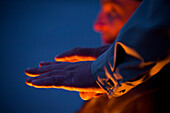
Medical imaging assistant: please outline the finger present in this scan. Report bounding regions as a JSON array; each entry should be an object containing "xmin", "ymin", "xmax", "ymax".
[
  {"xmin": 39, "ymin": 61, "xmax": 58, "ymax": 67},
  {"xmin": 25, "ymin": 64, "xmax": 63, "ymax": 77},
  {"xmin": 79, "ymin": 92, "xmax": 103, "ymax": 100},
  {"xmin": 25, "ymin": 77, "xmax": 35, "ymax": 86},
  {"xmin": 55, "ymin": 47, "xmax": 81, "ymax": 58},
  {"xmin": 30, "ymin": 76, "xmax": 65, "ymax": 88},
  {"xmin": 56, "ymin": 47, "xmax": 98, "ymax": 58},
  {"xmin": 55, "ymin": 45, "xmax": 111, "ymax": 62},
  {"xmin": 93, "ymin": 93, "xmax": 103, "ymax": 98},
  {"xmin": 25, "ymin": 70, "xmax": 65, "ymax": 84},
  {"xmin": 25, "ymin": 73, "xmax": 51, "ymax": 84},
  {"xmin": 25, "ymin": 67, "xmax": 49, "ymax": 77},
  {"xmin": 79, "ymin": 92, "xmax": 97, "ymax": 100},
  {"xmin": 55, "ymin": 47, "xmax": 98, "ymax": 62},
  {"xmin": 25, "ymin": 77, "xmax": 35, "ymax": 83}
]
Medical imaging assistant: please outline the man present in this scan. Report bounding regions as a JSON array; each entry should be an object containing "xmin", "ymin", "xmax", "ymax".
[
  {"xmin": 25, "ymin": 0, "xmax": 170, "ymax": 112},
  {"xmin": 94, "ymin": 0, "xmax": 141, "ymax": 45}
]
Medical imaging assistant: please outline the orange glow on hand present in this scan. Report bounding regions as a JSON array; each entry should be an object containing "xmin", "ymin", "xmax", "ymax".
[
  {"xmin": 25, "ymin": 71, "xmax": 40, "ymax": 77},
  {"xmin": 25, "ymin": 80, "xmax": 105, "ymax": 94},
  {"xmin": 79, "ymin": 92, "xmax": 102, "ymax": 100},
  {"xmin": 55, "ymin": 55, "xmax": 97, "ymax": 62},
  {"xmin": 25, "ymin": 81, "xmax": 55, "ymax": 88}
]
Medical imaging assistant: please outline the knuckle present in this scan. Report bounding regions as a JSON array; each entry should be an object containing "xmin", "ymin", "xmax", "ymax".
[
  {"xmin": 46, "ymin": 65, "xmax": 52, "ymax": 70},
  {"xmin": 65, "ymin": 73, "xmax": 74, "ymax": 83},
  {"xmin": 51, "ymin": 70, "xmax": 59, "ymax": 75},
  {"xmin": 47, "ymin": 71, "xmax": 52, "ymax": 77},
  {"xmin": 51, "ymin": 76, "xmax": 56, "ymax": 82},
  {"xmin": 53, "ymin": 76, "xmax": 64, "ymax": 86},
  {"xmin": 33, "ymin": 68, "xmax": 39, "ymax": 73}
]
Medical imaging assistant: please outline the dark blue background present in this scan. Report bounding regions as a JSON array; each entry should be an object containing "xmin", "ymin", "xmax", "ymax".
[{"xmin": 0, "ymin": 0, "xmax": 101, "ymax": 113}]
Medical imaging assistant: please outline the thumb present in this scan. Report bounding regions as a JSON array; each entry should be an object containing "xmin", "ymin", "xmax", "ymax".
[
  {"xmin": 79, "ymin": 92, "xmax": 103, "ymax": 101},
  {"xmin": 79, "ymin": 92, "xmax": 96, "ymax": 100},
  {"xmin": 54, "ymin": 47, "xmax": 97, "ymax": 62}
]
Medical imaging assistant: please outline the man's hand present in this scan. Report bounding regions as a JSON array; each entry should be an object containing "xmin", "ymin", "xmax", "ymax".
[
  {"xmin": 53, "ymin": 45, "xmax": 110, "ymax": 100},
  {"xmin": 25, "ymin": 61, "xmax": 105, "ymax": 96},
  {"xmin": 25, "ymin": 45, "xmax": 110, "ymax": 100},
  {"xmin": 54, "ymin": 45, "xmax": 111, "ymax": 62}
]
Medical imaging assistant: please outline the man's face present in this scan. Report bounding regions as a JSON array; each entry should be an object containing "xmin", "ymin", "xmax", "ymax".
[{"xmin": 94, "ymin": 0, "xmax": 141, "ymax": 44}]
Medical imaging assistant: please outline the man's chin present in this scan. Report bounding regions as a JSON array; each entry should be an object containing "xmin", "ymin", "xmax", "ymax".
[
  {"xmin": 101, "ymin": 34, "xmax": 116, "ymax": 45},
  {"xmin": 101, "ymin": 38, "xmax": 115, "ymax": 45}
]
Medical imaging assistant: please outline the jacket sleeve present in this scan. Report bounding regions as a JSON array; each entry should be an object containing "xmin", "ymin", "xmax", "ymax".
[{"xmin": 91, "ymin": 0, "xmax": 170, "ymax": 98}]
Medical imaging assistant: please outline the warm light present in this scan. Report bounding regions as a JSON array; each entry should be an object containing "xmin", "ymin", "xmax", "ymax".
[
  {"xmin": 25, "ymin": 71, "xmax": 40, "ymax": 77},
  {"xmin": 25, "ymin": 80, "xmax": 105, "ymax": 94},
  {"xmin": 55, "ymin": 55, "xmax": 97, "ymax": 62},
  {"xmin": 79, "ymin": 92, "xmax": 102, "ymax": 100}
]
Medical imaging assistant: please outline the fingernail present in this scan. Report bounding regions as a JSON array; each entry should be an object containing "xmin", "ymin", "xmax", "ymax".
[
  {"xmin": 40, "ymin": 61, "xmax": 47, "ymax": 63},
  {"xmin": 32, "ymin": 80, "xmax": 38, "ymax": 84},
  {"xmin": 25, "ymin": 68, "xmax": 31, "ymax": 71},
  {"xmin": 55, "ymin": 55, "xmax": 61, "ymax": 58},
  {"xmin": 26, "ymin": 77, "xmax": 33, "ymax": 82}
]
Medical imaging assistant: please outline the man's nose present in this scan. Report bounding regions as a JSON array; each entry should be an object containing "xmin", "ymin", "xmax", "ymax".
[{"xmin": 93, "ymin": 14, "xmax": 107, "ymax": 32}]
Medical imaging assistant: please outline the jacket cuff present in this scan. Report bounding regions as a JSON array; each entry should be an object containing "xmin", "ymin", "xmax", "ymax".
[{"xmin": 91, "ymin": 46, "xmax": 123, "ymax": 98}]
